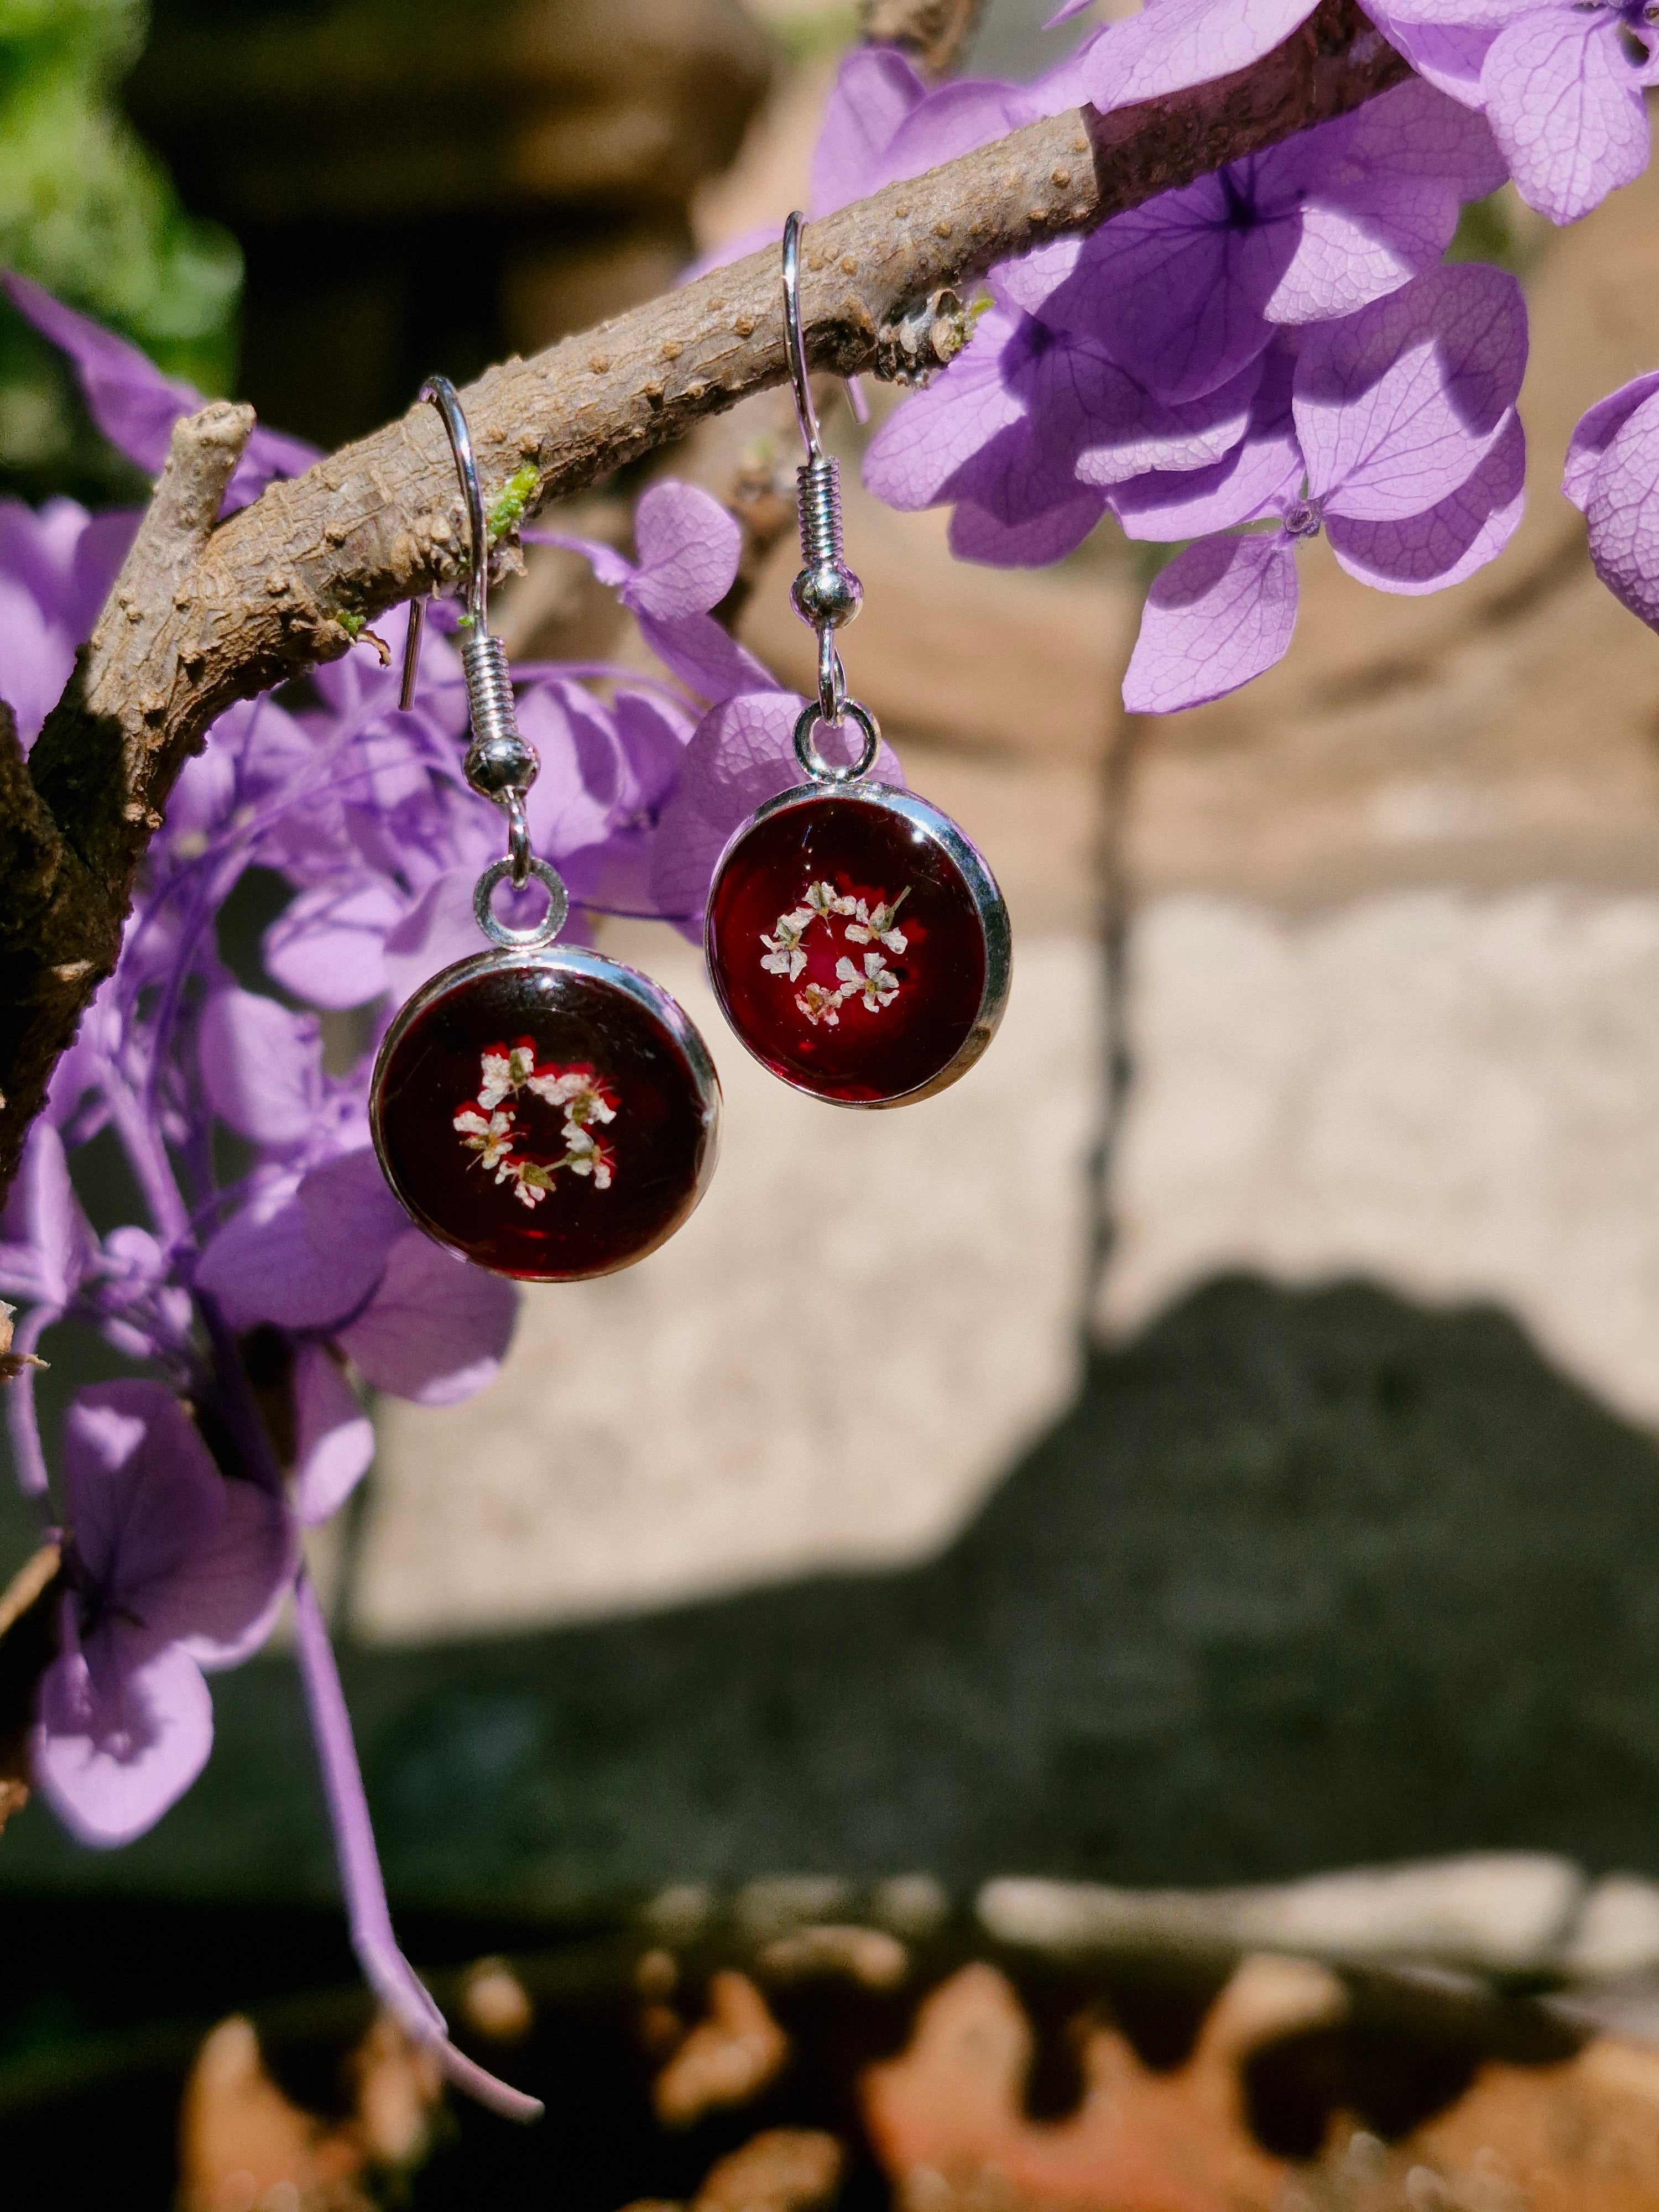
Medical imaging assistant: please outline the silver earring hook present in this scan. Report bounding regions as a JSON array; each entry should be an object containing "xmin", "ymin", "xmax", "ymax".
[
  {"xmin": 398, "ymin": 373, "xmax": 491, "ymax": 709},
  {"xmin": 781, "ymin": 211, "xmax": 823, "ymax": 463}
]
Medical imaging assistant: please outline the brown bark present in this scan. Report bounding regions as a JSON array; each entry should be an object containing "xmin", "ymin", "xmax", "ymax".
[{"xmin": 0, "ymin": 0, "xmax": 1407, "ymax": 1194}]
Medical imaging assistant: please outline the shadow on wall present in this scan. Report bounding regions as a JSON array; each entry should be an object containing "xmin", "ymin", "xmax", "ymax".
[{"xmin": 7, "ymin": 1273, "xmax": 1659, "ymax": 1905}]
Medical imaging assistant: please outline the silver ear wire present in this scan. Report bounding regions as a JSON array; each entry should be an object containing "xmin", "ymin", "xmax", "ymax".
[
  {"xmin": 399, "ymin": 374, "xmax": 542, "ymax": 888},
  {"xmin": 781, "ymin": 212, "xmax": 864, "ymax": 735}
]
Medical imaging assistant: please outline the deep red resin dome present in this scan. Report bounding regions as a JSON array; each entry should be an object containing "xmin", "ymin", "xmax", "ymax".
[
  {"xmin": 706, "ymin": 785, "xmax": 1006, "ymax": 1106},
  {"xmin": 371, "ymin": 950, "xmax": 719, "ymax": 1280}
]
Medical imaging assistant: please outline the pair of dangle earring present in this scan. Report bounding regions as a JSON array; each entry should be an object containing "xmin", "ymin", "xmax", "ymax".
[
  {"xmin": 369, "ymin": 377, "xmax": 721, "ymax": 1282},
  {"xmin": 371, "ymin": 226, "xmax": 1007, "ymax": 1276},
  {"xmin": 704, "ymin": 211, "xmax": 1011, "ymax": 1108}
]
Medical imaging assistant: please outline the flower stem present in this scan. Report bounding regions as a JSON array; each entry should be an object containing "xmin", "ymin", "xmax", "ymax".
[
  {"xmin": 290, "ymin": 1568, "xmax": 544, "ymax": 2124},
  {"xmin": 4, "ymin": 1303, "xmax": 60, "ymax": 1529}
]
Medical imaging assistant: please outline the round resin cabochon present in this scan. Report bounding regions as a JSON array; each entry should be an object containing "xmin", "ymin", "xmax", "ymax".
[
  {"xmin": 706, "ymin": 783, "xmax": 1010, "ymax": 1106},
  {"xmin": 371, "ymin": 949, "xmax": 720, "ymax": 1281}
]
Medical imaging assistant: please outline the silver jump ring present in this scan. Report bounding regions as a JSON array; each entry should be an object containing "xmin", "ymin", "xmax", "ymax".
[
  {"xmin": 473, "ymin": 855, "xmax": 569, "ymax": 950},
  {"xmin": 793, "ymin": 697, "xmax": 879, "ymax": 786}
]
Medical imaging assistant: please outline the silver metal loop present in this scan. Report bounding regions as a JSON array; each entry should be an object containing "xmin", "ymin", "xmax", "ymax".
[
  {"xmin": 816, "ymin": 630, "xmax": 846, "ymax": 725},
  {"xmin": 398, "ymin": 376, "xmax": 494, "ymax": 707},
  {"xmin": 793, "ymin": 696, "xmax": 879, "ymax": 786},
  {"xmin": 781, "ymin": 211, "xmax": 821, "ymax": 461},
  {"xmin": 419, "ymin": 375, "xmax": 490, "ymax": 633},
  {"xmin": 473, "ymin": 855, "xmax": 569, "ymax": 949},
  {"xmin": 504, "ymin": 792, "xmax": 532, "ymax": 887}
]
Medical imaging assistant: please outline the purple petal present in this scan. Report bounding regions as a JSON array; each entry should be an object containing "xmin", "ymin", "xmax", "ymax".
[
  {"xmin": 1481, "ymin": 8, "xmax": 1648, "ymax": 225},
  {"xmin": 947, "ymin": 487, "xmax": 1107, "ymax": 566},
  {"xmin": 199, "ymin": 988, "xmax": 322, "ymax": 1147},
  {"xmin": 629, "ymin": 482, "xmax": 743, "ymax": 620},
  {"xmin": 0, "ymin": 497, "xmax": 133, "ymax": 746},
  {"xmin": 1, "ymin": 1119, "xmax": 95, "ymax": 1306},
  {"xmin": 650, "ymin": 688, "xmax": 906, "ymax": 925},
  {"xmin": 1074, "ymin": 354, "xmax": 1261, "ymax": 489},
  {"xmin": 1295, "ymin": 261, "xmax": 1526, "ymax": 521},
  {"xmin": 522, "ymin": 525, "xmax": 636, "ymax": 592},
  {"xmin": 336, "ymin": 1230, "xmax": 517, "ymax": 1405},
  {"xmin": 1563, "ymin": 369, "xmax": 1659, "ymax": 512},
  {"xmin": 263, "ymin": 880, "xmax": 406, "ymax": 1009},
  {"xmin": 1082, "ymin": 0, "xmax": 1322, "ymax": 110},
  {"xmin": 222, "ymin": 422, "xmax": 322, "ymax": 514},
  {"xmin": 379, "ymin": 868, "xmax": 484, "ymax": 1003},
  {"xmin": 1072, "ymin": 191, "xmax": 1275, "ymax": 405},
  {"xmin": 1112, "ymin": 344, "xmax": 1302, "ymax": 539},
  {"xmin": 0, "ymin": 570, "xmax": 75, "ymax": 750},
  {"xmin": 34, "ymin": 1624, "xmax": 213, "ymax": 1847},
  {"xmin": 1328, "ymin": 407, "xmax": 1525, "ymax": 592},
  {"xmin": 1584, "ymin": 387, "xmax": 1659, "ymax": 630},
  {"xmin": 1111, "ymin": 431, "xmax": 1303, "ymax": 539},
  {"xmin": 862, "ymin": 307, "xmax": 1029, "ymax": 510},
  {"xmin": 810, "ymin": 45, "xmax": 926, "ymax": 214},
  {"xmin": 1329, "ymin": 72, "xmax": 1508, "ymax": 196},
  {"xmin": 291, "ymin": 1344, "xmax": 375, "ymax": 1526},
  {"xmin": 1121, "ymin": 531, "xmax": 1299, "ymax": 713},
  {"xmin": 196, "ymin": 1151, "xmax": 408, "ymax": 1332},
  {"xmin": 519, "ymin": 679, "xmax": 625, "ymax": 854},
  {"xmin": 613, "ymin": 685, "xmax": 693, "ymax": 811},
  {"xmin": 171, "ymin": 1475, "xmax": 296, "ymax": 1670},
  {"xmin": 1365, "ymin": 0, "xmax": 1515, "ymax": 28},
  {"xmin": 60, "ymin": 1381, "xmax": 290, "ymax": 1663},
  {"xmin": 992, "ymin": 239, "xmax": 1084, "ymax": 320},
  {"xmin": 4, "ymin": 274, "xmax": 317, "ymax": 507},
  {"xmin": 638, "ymin": 609, "xmax": 774, "ymax": 704},
  {"xmin": 5, "ymin": 273, "xmax": 200, "ymax": 476},
  {"xmin": 877, "ymin": 77, "xmax": 1034, "ymax": 183},
  {"xmin": 1255, "ymin": 85, "xmax": 1507, "ymax": 324},
  {"xmin": 1366, "ymin": 7, "xmax": 1498, "ymax": 105}
]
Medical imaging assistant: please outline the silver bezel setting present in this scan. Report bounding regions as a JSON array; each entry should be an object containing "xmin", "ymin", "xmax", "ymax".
[
  {"xmin": 369, "ymin": 943, "xmax": 721, "ymax": 1278},
  {"xmin": 704, "ymin": 779, "xmax": 1011, "ymax": 1110}
]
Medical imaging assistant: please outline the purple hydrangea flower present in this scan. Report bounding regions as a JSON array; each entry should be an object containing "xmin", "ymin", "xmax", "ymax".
[
  {"xmin": 858, "ymin": 78, "xmax": 1502, "ymax": 567},
  {"xmin": 1368, "ymin": 0, "xmax": 1659, "ymax": 223},
  {"xmin": 1120, "ymin": 260, "xmax": 1528, "ymax": 709},
  {"xmin": 1563, "ymin": 366, "xmax": 1659, "ymax": 628},
  {"xmin": 32, "ymin": 1381, "xmax": 295, "ymax": 1846},
  {"xmin": 862, "ymin": 286, "xmax": 1266, "ymax": 565},
  {"xmin": 1067, "ymin": 79, "xmax": 1504, "ymax": 403}
]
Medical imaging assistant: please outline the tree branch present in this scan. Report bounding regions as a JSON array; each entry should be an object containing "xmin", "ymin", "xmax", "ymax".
[{"xmin": 0, "ymin": 0, "xmax": 1406, "ymax": 1192}]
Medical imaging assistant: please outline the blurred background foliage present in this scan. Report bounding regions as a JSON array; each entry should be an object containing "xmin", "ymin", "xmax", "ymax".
[{"xmin": 0, "ymin": 0, "xmax": 240, "ymax": 502}]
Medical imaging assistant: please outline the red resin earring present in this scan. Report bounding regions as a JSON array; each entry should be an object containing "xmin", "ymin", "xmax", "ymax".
[
  {"xmin": 370, "ymin": 378, "xmax": 720, "ymax": 1280},
  {"xmin": 705, "ymin": 213, "xmax": 1010, "ymax": 1108}
]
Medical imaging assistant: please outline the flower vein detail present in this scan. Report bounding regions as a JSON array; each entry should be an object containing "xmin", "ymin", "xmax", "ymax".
[
  {"xmin": 759, "ymin": 881, "xmax": 910, "ymax": 1025},
  {"xmin": 452, "ymin": 1038, "xmax": 617, "ymax": 1209}
]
